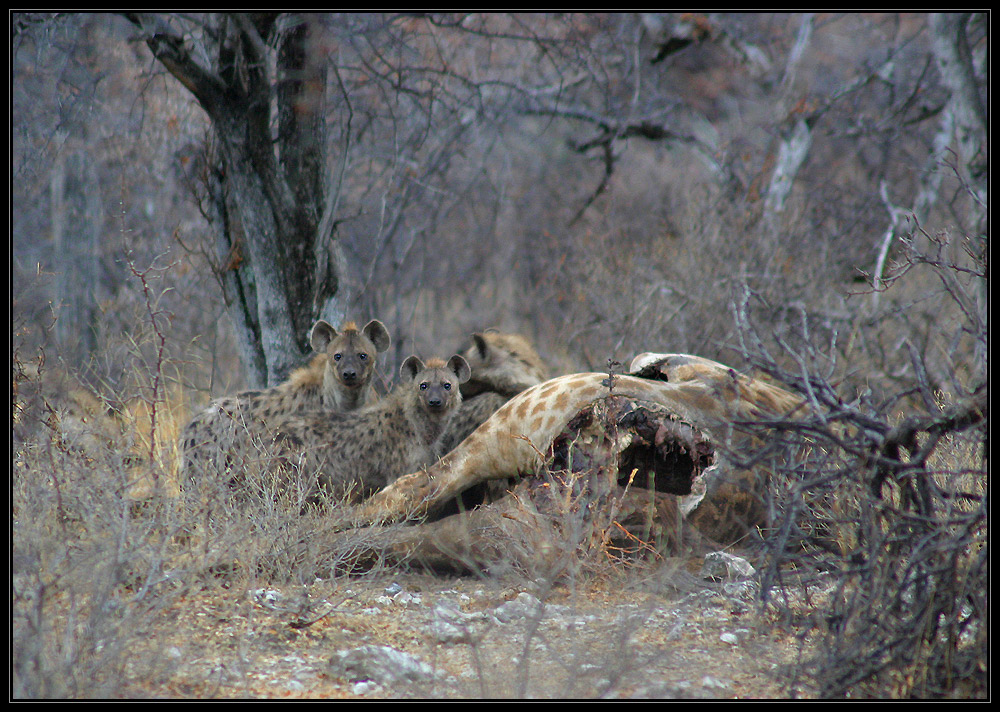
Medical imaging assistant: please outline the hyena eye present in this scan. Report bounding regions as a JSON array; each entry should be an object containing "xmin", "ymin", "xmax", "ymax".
[
  {"xmin": 420, "ymin": 382, "xmax": 428, "ymax": 390},
  {"xmin": 359, "ymin": 353, "xmax": 368, "ymax": 360},
  {"xmin": 443, "ymin": 383, "xmax": 451, "ymax": 390},
  {"xmin": 334, "ymin": 353, "xmax": 343, "ymax": 361}
]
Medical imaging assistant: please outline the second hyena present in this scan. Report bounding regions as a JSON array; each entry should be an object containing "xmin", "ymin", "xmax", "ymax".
[
  {"xmin": 233, "ymin": 354, "xmax": 472, "ymax": 503},
  {"xmin": 180, "ymin": 318, "xmax": 390, "ymax": 480}
]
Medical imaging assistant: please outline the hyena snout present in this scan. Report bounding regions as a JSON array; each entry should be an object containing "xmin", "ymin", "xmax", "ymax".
[
  {"xmin": 336, "ymin": 357, "xmax": 366, "ymax": 385},
  {"xmin": 333, "ymin": 348, "xmax": 378, "ymax": 389},
  {"xmin": 422, "ymin": 384, "xmax": 453, "ymax": 412}
]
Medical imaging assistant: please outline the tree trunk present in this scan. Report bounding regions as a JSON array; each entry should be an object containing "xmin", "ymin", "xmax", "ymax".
[
  {"xmin": 212, "ymin": 107, "xmax": 305, "ymax": 386},
  {"xmin": 928, "ymin": 13, "xmax": 988, "ymax": 382},
  {"xmin": 50, "ymin": 149, "xmax": 101, "ymax": 365},
  {"xmin": 125, "ymin": 12, "xmax": 347, "ymax": 387}
]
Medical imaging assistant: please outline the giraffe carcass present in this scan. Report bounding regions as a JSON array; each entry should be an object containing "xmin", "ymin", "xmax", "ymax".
[{"xmin": 333, "ymin": 353, "xmax": 805, "ymax": 570}]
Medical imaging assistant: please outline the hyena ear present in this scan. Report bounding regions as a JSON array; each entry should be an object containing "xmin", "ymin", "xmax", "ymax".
[
  {"xmin": 470, "ymin": 333, "xmax": 490, "ymax": 361},
  {"xmin": 400, "ymin": 355, "xmax": 425, "ymax": 381},
  {"xmin": 363, "ymin": 319, "xmax": 392, "ymax": 353},
  {"xmin": 310, "ymin": 320, "xmax": 338, "ymax": 352},
  {"xmin": 448, "ymin": 354, "xmax": 472, "ymax": 384}
]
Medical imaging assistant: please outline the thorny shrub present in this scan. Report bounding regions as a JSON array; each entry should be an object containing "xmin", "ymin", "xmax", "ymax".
[{"xmin": 728, "ymin": 228, "xmax": 987, "ymax": 699}]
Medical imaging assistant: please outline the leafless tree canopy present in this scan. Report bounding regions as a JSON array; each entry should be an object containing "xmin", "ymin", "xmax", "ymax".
[{"xmin": 13, "ymin": 13, "xmax": 986, "ymax": 385}]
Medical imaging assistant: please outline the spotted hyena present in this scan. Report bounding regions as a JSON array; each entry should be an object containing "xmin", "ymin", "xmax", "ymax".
[
  {"xmin": 180, "ymin": 319, "xmax": 390, "ymax": 480},
  {"xmin": 221, "ymin": 354, "xmax": 471, "ymax": 503},
  {"xmin": 459, "ymin": 330, "xmax": 550, "ymax": 398},
  {"xmin": 439, "ymin": 330, "xmax": 551, "ymax": 452}
]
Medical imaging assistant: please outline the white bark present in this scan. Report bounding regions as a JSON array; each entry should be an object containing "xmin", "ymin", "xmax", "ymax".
[
  {"xmin": 763, "ymin": 117, "xmax": 812, "ymax": 222},
  {"xmin": 870, "ymin": 14, "xmax": 987, "ymax": 381},
  {"xmin": 871, "ymin": 106, "xmax": 955, "ymax": 309},
  {"xmin": 928, "ymin": 13, "xmax": 987, "ymax": 207},
  {"xmin": 763, "ymin": 13, "xmax": 815, "ymax": 226}
]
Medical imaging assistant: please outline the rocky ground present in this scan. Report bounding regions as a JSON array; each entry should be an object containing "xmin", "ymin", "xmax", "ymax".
[{"xmin": 122, "ymin": 553, "xmax": 822, "ymax": 700}]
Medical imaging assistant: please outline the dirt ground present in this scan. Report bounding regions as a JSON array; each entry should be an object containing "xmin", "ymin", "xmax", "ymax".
[{"xmin": 120, "ymin": 559, "xmax": 822, "ymax": 700}]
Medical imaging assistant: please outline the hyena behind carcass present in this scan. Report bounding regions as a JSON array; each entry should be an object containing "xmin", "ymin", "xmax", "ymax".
[
  {"xmin": 458, "ymin": 330, "xmax": 550, "ymax": 399},
  {"xmin": 439, "ymin": 330, "xmax": 551, "ymax": 453}
]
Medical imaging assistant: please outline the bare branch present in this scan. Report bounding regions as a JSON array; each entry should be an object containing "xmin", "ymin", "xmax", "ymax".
[{"xmin": 123, "ymin": 13, "xmax": 229, "ymax": 112}]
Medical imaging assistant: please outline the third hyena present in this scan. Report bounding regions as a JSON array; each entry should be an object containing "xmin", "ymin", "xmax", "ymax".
[
  {"xmin": 459, "ymin": 330, "xmax": 550, "ymax": 398},
  {"xmin": 439, "ymin": 330, "xmax": 551, "ymax": 452}
]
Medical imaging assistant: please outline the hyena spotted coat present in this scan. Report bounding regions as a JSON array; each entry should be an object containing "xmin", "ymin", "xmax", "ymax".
[
  {"xmin": 218, "ymin": 354, "xmax": 471, "ymax": 503},
  {"xmin": 180, "ymin": 319, "xmax": 390, "ymax": 480}
]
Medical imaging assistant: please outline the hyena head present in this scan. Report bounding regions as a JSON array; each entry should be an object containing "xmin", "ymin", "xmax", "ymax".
[
  {"xmin": 310, "ymin": 319, "xmax": 391, "ymax": 394},
  {"xmin": 400, "ymin": 354, "xmax": 472, "ymax": 420},
  {"xmin": 459, "ymin": 330, "xmax": 549, "ymax": 397}
]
